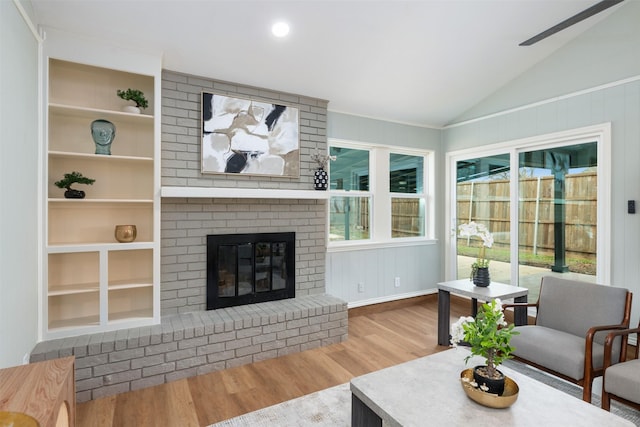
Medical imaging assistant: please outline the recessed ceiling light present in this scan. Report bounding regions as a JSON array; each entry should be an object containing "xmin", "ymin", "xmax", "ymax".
[{"xmin": 272, "ymin": 21, "xmax": 290, "ymax": 38}]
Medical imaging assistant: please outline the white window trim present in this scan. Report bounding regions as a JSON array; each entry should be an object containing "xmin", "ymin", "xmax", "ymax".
[
  {"xmin": 444, "ymin": 123, "xmax": 612, "ymax": 285},
  {"xmin": 328, "ymin": 138, "xmax": 435, "ymax": 249}
]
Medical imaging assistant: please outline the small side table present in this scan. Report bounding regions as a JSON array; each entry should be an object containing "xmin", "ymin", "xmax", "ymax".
[{"xmin": 437, "ymin": 279, "xmax": 528, "ymax": 346}]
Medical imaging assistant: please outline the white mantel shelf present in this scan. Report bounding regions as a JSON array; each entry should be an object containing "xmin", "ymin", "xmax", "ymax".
[{"xmin": 161, "ymin": 186, "xmax": 330, "ymax": 200}]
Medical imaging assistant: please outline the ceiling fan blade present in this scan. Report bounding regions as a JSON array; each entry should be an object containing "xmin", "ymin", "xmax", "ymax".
[{"xmin": 519, "ymin": 0, "xmax": 624, "ymax": 46}]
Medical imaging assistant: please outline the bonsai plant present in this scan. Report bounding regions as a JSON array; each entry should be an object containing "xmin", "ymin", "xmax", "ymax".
[
  {"xmin": 450, "ymin": 298, "xmax": 518, "ymax": 395},
  {"xmin": 116, "ymin": 88, "xmax": 149, "ymax": 112},
  {"xmin": 54, "ymin": 171, "xmax": 95, "ymax": 199}
]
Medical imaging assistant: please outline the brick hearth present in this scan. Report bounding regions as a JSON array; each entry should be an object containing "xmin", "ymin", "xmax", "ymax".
[{"xmin": 31, "ymin": 295, "xmax": 347, "ymax": 402}]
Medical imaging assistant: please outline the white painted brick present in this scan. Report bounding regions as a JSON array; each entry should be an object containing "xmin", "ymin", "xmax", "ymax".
[
  {"xmin": 176, "ymin": 356, "xmax": 207, "ymax": 370},
  {"xmin": 92, "ymin": 383, "xmax": 130, "ymax": 399},
  {"xmin": 94, "ymin": 360, "xmax": 131, "ymax": 376},
  {"xmin": 131, "ymin": 374, "xmax": 166, "ymax": 391},
  {"xmin": 103, "ymin": 369, "xmax": 142, "ymax": 385},
  {"xmin": 76, "ymin": 376, "xmax": 104, "ymax": 392},
  {"xmin": 145, "ymin": 342, "xmax": 178, "ymax": 356}
]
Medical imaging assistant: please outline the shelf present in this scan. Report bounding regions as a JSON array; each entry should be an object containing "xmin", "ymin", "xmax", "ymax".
[
  {"xmin": 108, "ymin": 281, "xmax": 153, "ymax": 291},
  {"xmin": 49, "ymin": 283, "xmax": 100, "ymax": 296},
  {"xmin": 47, "ymin": 242, "xmax": 154, "ymax": 253},
  {"xmin": 49, "ymin": 103, "xmax": 154, "ymax": 123},
  {"xmin": 161, "ymin": 186, "xmax": 330, "ymax": 200},
  {"xmin": 48, "ymin": 201, "xmax": 153, "ymax": 245},
  {"xmin": 48, "ymin": 314, "xmax": 100, "ymax": 330},
  {"xmin": 48, "ymin": 292, "xmax": 99, "ymax": 329},
  {"xmin": 108, "ymin": 286, "xmax": 153, "ymax": 322},
  {"xmin": 48, "ymin": 198, "xmax": 154, "ymax": 204},
  {"xmin": 49, "ymin": 150, "xmax": 153, "ymax": 163},
  {"xmin": 108, "ymin": 308, "xmax": 153, "ymax": 323}
]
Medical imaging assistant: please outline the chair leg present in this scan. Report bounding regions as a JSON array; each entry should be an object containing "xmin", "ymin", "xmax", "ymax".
[
  {"xmin": 602, "ymin": 390, "xmax": 611, "ymax": 411},
  {"xmin": 582, "ymin": 377, "xmax": 592, "ymax": 403}
]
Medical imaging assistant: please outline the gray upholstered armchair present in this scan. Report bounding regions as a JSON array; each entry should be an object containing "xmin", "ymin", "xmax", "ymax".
[
  {"xmin": 502, "ymin": 276, "xmax": 632, "ymax": 403},
  {"xmin": 602, "ymin": 324, "xmax": 640, "ymax": 411}
]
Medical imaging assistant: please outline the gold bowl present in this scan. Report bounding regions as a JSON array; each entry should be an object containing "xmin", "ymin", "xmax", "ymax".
[
  {"xmin": 460, "ymin": 368, "xmax": 519, "ymax": 408},
  {"xmin": 0, "ymin": 411, "xmax": 39, "ymax": 426},
  {"xmin": 115, "ymin": 225, "xmax": 137, "ymax": 243}
]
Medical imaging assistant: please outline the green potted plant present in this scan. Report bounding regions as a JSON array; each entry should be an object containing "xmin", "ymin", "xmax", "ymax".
[
  {"xmin": 54, "ymin": 171, "xmax": 95, "ymax": 199},
  {"xmin": 116, "ymin": 88, "xmax": 149, "ymax": 114},
  {"xmin": 450, "ymin": 299, "xmax": 518, "ymax": 395}
]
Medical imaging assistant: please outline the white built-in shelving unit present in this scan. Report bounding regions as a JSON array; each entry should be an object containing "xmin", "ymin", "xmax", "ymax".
[{"xmin": 42, "ymin": 29, "xmax": 161, "ymax": 339}]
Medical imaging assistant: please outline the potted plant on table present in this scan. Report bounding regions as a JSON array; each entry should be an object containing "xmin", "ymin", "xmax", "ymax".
[
  {"xmin": 116, "ymin": 88, "xmax": 149, "ymax": 114},
  {"xmin": 54, "ymin": 171, "xmax": 95, "ymax": 199},
  {"xmin": 458, "ymin": 221, "xmax": 493, "ymax": 287},
  {"xmin": 450, "ymin": 298, "xmax": 518, "ymax": 395}
]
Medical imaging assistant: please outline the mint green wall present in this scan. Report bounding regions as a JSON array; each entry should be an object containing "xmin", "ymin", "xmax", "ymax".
[
  {"xmin": 0, "ymin": 0, "xmax": 40, "ymax": 368},
  {"xmin": 327, "ymin": 112, "xmax": 442, "ymax": 150},
  {"xmin": 443, "ymin": 1, "xmax": 640, "ymax": 325},
  {"xmin": 325, "ymin": 112, "xmax": 444, "ymax": 305}
]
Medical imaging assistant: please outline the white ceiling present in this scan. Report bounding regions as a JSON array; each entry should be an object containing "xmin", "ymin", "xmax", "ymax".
[{"xmin": 30, "ymin": 0, "xmax": 625, "ymax": 128}]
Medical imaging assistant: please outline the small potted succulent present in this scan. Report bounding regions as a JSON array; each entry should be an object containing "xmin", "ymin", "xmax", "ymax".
[
  {"xmin": 54, "ymin": 171, "xmax": 95, "ymax": 199},
  {"xmin": 116, "ymin": 88, "xmax": 149, "ymax": 114}
]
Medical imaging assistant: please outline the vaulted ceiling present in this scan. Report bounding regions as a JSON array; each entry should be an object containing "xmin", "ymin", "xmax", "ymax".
[{"xmin": 30, "ymin": 0, "xmax": 627, "ymax": 128}]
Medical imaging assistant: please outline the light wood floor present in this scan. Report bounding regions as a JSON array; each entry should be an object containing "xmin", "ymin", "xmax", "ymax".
[{"xmin": 76, "ymin": 294, "xmax": 470, "ymax": 426}]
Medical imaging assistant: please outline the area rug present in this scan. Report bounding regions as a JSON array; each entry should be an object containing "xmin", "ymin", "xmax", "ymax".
[
  {"xmin": 502, "ymin": 359, "xmax": 640, "ymax": 426},
  {"xmin": 208, "ymin": 383, "xmax": 351, "ymax": 426},
  {"xmin": 209, "ymin": 360, "xmax": 640, "ymax": 426}
]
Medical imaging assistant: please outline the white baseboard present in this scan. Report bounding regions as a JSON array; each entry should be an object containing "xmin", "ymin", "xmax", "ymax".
[{"xmin": 347, "ymin": 289, "xmax": 437, "ymax": 309}]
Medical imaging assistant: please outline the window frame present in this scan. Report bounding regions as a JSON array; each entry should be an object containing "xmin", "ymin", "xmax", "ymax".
[
  {"xmin": 327, "ymin": 139, "xmax": 435, "ymax": 250},
  {"xmin": 444, "ymin": 123, "xmax": 611, "ymax": 285}
]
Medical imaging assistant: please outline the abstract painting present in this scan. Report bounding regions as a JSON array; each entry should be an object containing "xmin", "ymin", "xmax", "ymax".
[{"xmin": 201, "ymin": 92, "xmax": 300, "ymax": 177}]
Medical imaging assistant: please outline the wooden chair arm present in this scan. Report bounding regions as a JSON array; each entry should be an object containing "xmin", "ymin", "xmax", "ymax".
[
  {"xmin": 586, "ymin": 324, "xmax": 631, "ymax": 372},
  {"xmin": 587, "ymin": 323, "xmax": 630, "ymax": 338},
  {"xmin": 501, "ymin": 302, "xmax": 538, "ymax": 309},
  {"xmin": 603, "ymin": 327, "xmax": 640, "ymax": 369},
  {"xmin": 501, "ymin": 302, "xmax": 538, "ymax": 325}
]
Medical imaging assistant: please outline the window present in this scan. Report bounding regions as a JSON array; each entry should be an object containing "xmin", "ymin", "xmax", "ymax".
[
  {"xmin": 390, "ymin": 153, "xmax": 425, "ymax": 238},
  {"xmin": 328, "ymin": 141, "xmax": 432, "ymax": 245},
  {"xmin": 328, "ymin": 146, "xmax": 371, "ymax": 241},
  {"xmin": 447, "ymin": 124, "xmax": 611, "ymax": 301}
]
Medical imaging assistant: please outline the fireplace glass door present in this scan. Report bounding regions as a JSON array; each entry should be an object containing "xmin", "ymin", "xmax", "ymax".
[{"xmin": 207, "ymin": 233, "xmax": 295, "ymax": 309}]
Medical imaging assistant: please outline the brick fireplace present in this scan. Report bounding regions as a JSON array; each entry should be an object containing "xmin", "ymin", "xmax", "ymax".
[
  {"xmin": 160, "ymin": 197, "xmax": 327, "ymax": 315},
  {"xmin": 159, "ymin": 70, "xmax": 331, "ymax": 315}
]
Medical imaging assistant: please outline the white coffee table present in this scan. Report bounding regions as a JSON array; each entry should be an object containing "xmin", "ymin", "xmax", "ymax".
[
  {"xmin": 437, "ymin": 279, "xmax": 528, "ymax": 346},
  {"xmin": 350, "ymin": 348, "xmax": 634, "ymax": 427}
]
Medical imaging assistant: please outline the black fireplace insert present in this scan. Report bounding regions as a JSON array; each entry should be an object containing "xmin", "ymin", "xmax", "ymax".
[{"xmin": 206, "ymin": 232, "xmax": 295, "ymax": 309}]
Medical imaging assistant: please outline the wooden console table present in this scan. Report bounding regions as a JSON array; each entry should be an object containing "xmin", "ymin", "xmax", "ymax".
[
  {"xmin": 0, "ymin": 356, "xmax": 75, "ymax": 427},
  {"xmin": 437, "ymin": 279, "xmax": 528, "ymax": 346}
]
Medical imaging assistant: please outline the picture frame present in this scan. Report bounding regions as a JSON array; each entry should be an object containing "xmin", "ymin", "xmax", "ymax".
[{"xmin": 201, "ymin": 92, "xmax": 300, "ymax": 177}]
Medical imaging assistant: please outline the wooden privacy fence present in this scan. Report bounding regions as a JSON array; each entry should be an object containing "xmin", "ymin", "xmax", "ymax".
[{"xmin": 457, "ymin": 171, "xmax": 597, "ymax": 257}]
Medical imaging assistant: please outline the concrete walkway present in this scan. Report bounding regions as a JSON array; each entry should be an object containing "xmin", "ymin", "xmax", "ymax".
[{"xmin": 457, "ymin": 256, "xmax": 595, "ymax": 303}]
